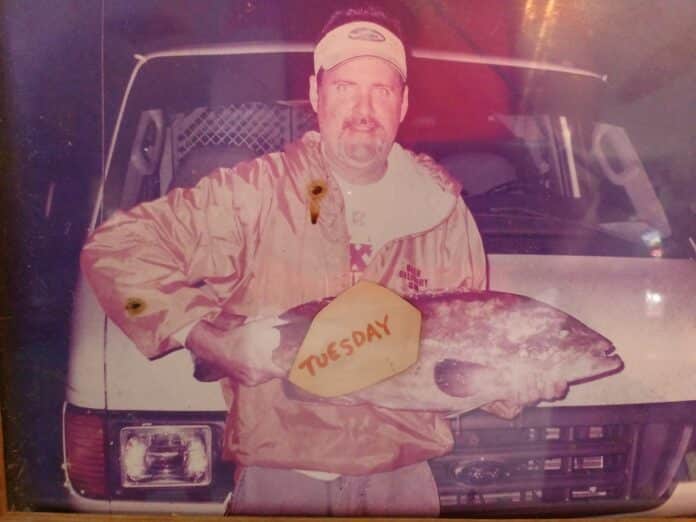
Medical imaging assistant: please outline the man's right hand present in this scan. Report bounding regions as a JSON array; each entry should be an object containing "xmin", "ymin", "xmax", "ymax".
[
  {"xmin": 185, "ymin": 312, "xmax": 289, "ymax": 386},
  {"xmin": 434, "ymin": 358, "xmax": 568, "ymax": 420},
  {"xmin": 481, "ymin": 368, "xmax": 568, "ymax": 420}
]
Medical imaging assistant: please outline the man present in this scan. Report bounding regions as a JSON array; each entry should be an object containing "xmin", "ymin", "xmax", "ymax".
[{"xmin": 81, "ymin": 5, "xmax": 565, "ymax": 516}]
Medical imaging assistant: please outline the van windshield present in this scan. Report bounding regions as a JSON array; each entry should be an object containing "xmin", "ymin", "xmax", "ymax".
[{"xmin": 104, "ymin": 53, "xmax": 689, "ymax": 259}]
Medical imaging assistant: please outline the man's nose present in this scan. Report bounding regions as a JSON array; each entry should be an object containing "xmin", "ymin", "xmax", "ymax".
[{"xmin": 353, "ymin": 90, "xmax": 373, "ymax": 116}]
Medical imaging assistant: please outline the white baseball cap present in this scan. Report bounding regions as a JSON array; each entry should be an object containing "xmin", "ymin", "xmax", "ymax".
[{"xmin": 314, "ymin": 21, "xmax": 407, "ymax": 80}]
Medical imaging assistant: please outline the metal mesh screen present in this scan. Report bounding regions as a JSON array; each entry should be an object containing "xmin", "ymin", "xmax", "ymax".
[
  {"xmin": 172, "ymin": 102, "xmax": 293, "ymax": 167},
  {"xmin": 292, "ymin": 102, "xmax": 319, "ymax": 138}
]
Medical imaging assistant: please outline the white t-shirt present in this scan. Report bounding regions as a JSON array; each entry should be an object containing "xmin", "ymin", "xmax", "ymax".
[{"xmin": 335, "ymin": 143, "xmax": 455, "ymax": 284}]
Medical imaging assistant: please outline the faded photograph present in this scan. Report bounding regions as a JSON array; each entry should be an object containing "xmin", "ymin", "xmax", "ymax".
[{"xmin": 3, "ymin": 0, "xmax": 696, "ymax": 516}]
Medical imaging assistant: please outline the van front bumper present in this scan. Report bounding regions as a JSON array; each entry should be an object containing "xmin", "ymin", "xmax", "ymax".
[{"xmin": 66, "ymin": 488, "xmax": 229, "ymax": 515}]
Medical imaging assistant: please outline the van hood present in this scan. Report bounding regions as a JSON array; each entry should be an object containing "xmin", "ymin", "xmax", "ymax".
[{"xmin": 489, "ymin": 255, "xmax": 696, "ymax": 408}]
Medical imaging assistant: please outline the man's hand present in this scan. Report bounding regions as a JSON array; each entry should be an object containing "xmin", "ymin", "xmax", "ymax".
[
  {"xmin": 185, "ymin": 313, "xmax": 289, "ymax": 386},
  {"xmin": 434, "ymin": 358, "xmax": 568, "ymax": 420},
  {"xmin": 482, "ymin": 368, "xmax": 568, "ymax": 420}
]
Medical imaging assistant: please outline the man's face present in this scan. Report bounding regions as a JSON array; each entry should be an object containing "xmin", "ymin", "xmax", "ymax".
[{"xmin": 310, "ymin": 56, "xmax": 409, "ymax": 179}]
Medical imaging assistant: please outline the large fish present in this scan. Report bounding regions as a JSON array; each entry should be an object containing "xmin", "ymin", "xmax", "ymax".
[{"xmin": 194, "ymin": 291, "xmax": 623, "ymax": 413}]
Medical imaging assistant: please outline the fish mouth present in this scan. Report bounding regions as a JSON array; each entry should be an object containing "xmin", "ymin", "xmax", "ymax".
[{"xmin": 571, "ymin": 354, "xmax": 625, "ymax": 385}]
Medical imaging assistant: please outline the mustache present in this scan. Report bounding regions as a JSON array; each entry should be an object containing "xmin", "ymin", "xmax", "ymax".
[{"xmin": 343, "ymin": 116, "xmax": 381, "ymax": 130}]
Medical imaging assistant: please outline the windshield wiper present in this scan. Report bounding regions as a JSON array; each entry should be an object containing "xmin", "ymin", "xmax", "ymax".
[
  {"xmin": 481, "ymin": 179, "xmax": 548, "ymax": 197},
  {"xmin": 482, "ymin": 206, "xmax": 559, "ymax": 220},
  {"xmin": 472, "ymin": 205, "xmax": 615, "ymax": 237}
]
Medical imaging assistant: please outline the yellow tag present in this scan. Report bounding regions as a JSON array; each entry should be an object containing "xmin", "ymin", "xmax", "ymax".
[{"xmin": 288, "ymin": 281, "xmax": 422, "ymax": 397}]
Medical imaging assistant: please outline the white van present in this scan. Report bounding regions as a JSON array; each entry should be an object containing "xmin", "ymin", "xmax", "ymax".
[{"xmin": 63, "ymin": 44, "xmax": 696, "ymax": 516}]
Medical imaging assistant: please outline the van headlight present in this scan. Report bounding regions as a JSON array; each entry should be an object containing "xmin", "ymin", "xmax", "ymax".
[{"xmin": 119, "ymin": 425, "xmax": 212, "ymax": 487}]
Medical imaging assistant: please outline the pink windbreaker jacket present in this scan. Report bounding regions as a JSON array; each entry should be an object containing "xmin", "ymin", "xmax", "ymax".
[{"xmin": 81, "ymin": 131, "xmax": 487, "ymax": 475}]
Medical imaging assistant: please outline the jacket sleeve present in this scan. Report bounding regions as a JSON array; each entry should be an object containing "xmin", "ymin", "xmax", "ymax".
[{"xmin": 80, "ymin": 163, "xmax": 271, "ymax": 359}]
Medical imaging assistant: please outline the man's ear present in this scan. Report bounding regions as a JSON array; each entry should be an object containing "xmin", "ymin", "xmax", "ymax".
[
  {"xmin": 399, "ymin": 84, "xmax": 409, "ymax": 123},
  {"xmin": 309, "ymin": 75, "xmax": 319, "ymax": 113}
]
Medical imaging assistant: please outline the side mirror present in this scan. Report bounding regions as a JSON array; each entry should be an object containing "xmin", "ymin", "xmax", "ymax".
[
  {"xmin": 121, "ymin": 110, "xmax": 165, "ymax": 209},
  {"xmin": 592, "ymin": 123, "xmax": 671, "ymax": 238}
]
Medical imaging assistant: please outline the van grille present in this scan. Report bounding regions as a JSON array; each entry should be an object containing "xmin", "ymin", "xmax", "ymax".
[{"xmin": 431, "ymin": 403, "xmax": 694, "ymax": 516}]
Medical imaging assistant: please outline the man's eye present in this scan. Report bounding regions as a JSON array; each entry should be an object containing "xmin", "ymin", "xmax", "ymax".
[
  {"xmin": 375, "ymin": 86, "xmax": 391, "ymax": 97},
  {"xmin": 335, "ymin": 83, "xmax": 350, "ymax": 93}
]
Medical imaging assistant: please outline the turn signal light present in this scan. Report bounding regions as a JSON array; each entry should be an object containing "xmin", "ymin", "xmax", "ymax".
[{"xmin": 64, "ymin": 406, "xmax": 107, "ymax": 498}]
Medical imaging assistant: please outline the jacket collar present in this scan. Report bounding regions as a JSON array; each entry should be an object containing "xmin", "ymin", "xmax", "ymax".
[{"xmin": 283, "ymin": 131, "xmax": 461, "ymax": 240}]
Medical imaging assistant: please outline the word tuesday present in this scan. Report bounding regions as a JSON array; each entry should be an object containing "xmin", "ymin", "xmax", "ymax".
[{"xmin": 297, "ymin": 315, "xmax": 391, "ymax": 377}]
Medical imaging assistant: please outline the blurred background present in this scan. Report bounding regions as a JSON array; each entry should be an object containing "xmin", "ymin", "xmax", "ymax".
[{"xmin": 1, "ymin": 0, "xmax": 695, "ymax": 511}]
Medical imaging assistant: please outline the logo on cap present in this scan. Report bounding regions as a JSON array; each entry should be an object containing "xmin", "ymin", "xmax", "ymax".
[{"xmin": 348, "ymin": 27, "xmax": 385, "ymax": 42}]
